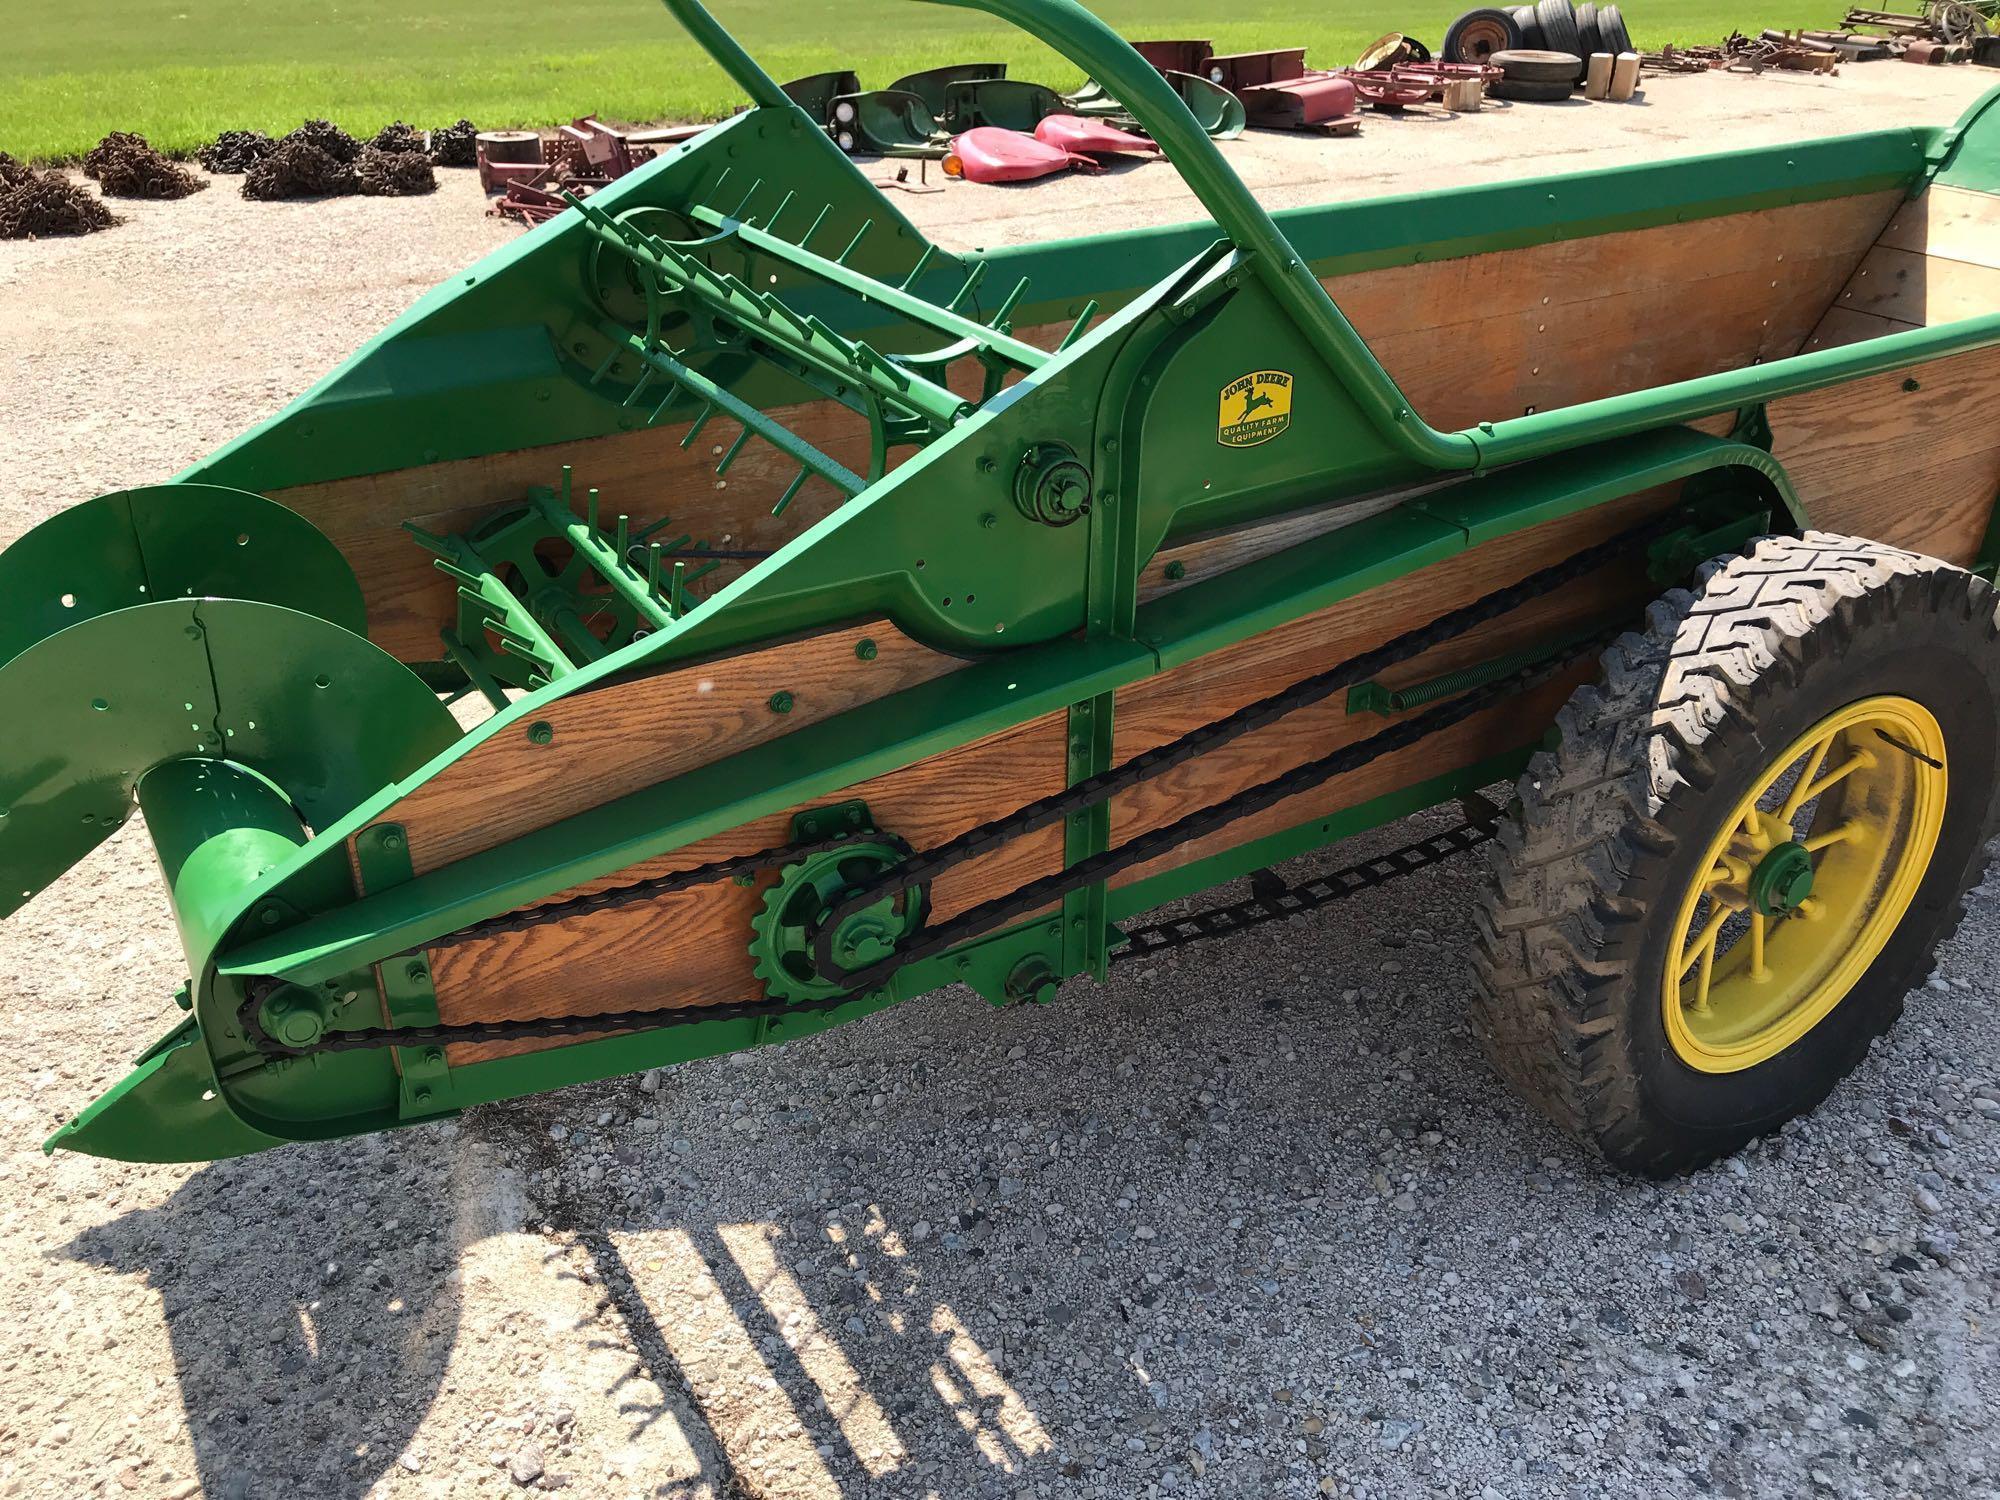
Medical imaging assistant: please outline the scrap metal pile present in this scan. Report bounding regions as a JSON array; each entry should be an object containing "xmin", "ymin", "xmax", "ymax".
[
  {"xmin": 482, "ymin": 119, "xmax": 660, "ymax": 224},
  {"xmin": 1646, "ymin": 1, "xmax": 1995, "ymax": 71}
]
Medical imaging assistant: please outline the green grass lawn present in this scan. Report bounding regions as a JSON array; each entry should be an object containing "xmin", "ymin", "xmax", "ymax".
[{"xmin": 5, "ymin": 0, "xmax": 1844, "ymax": 163}]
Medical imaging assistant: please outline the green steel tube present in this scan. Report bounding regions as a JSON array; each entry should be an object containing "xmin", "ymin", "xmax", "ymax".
[
  {"xmin": 915, "ymin": 0, "xmax": 1481, "ymax": 470},
  {"xmin": 1471, "ymin": 311, "xmax": 2000, "ymax": 468},
  {"xmin": 655, "ymin": 0, "xmax": 794, "ymax": 109},
  {"xmin": 661, "ymin": 0, "xmax": 1997, "ymax": 478},
  {"xmin": 138, "ymin": 759, "xmax": 310, "ymax": 974}
]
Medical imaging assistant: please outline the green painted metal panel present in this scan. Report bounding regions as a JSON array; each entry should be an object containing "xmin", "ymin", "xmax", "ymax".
[{"xmin": 0, "ymin": 484, "xmax": 365, "ymax": 671}]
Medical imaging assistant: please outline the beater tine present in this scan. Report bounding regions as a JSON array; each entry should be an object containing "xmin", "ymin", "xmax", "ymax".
[
  {"xmin": 772, "ymin": 466, "xmax": 811, "ymax": 519},
  {"xmin": 900, "ymin": 244, "xmax": 938, "ymax": 291},
  {"xmin": 1058, "ymin": 299, "xmax": 1101, "ymax": 350},
  {"xmin": 946, "ymin": 261, "xmax": 988, "ymax": 312}
]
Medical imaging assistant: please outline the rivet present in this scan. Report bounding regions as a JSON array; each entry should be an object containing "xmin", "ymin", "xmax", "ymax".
[
  {"xmin": 1164, "ymin": 560, "xmax": 1186, "ymax": 581},
  {"xmin": 527, "ymin": 721, "xmax": 555, "ymax": 745},
  {"xmin": 768, "ymin": 691, "xmax": 794, "ymax": 714},
  {"xmin": 854, "ymin": 638, "xmax": 878, "ymax": 661}
]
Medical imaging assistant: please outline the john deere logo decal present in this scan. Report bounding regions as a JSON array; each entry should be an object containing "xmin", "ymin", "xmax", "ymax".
[{"xmin": 1218, "ymin": 370, "xmax": 1292, "ymax": 448}]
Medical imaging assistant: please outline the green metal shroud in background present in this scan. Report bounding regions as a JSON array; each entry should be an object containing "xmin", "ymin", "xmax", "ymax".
[{"xmin": 2, "ymin": 0, "xmax": 1997, "ymax": 1163}]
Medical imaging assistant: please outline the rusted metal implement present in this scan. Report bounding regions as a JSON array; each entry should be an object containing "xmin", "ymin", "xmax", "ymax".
[{"xmin": 7, "ymin": 0, "xmax": 2000, "ymax": 1178}]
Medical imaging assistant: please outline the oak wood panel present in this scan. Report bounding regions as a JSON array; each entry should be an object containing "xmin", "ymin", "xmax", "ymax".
[
  {"xmin": 1117, "ymin": 676, "xmax": 1584, "ymax": 898},
  {"xmin": 273, "ymin": 318, "xmax": 1074, "ymax": 663},
  {"xmin": 1136, "ymin": 413, "xmax": 1738, "ymax": 604},
  {"xmin": 1877, "ymin": 186, "xmax": 2000, "ymax": 271},
  {"xmin": 373, "ymin": 619, "xmax": 967, "ymax": 876},
  {"xmin": 434, "ymin": 493, "xmax": 1680, "ymax": 1061},
  {"xmin": 1770, "ymin": 343, "xmax": 2000, "ymax": 564},
  {"xmin": 274, "ymin": 399, "xmax": 876, "ymax": 661},
  {"xmin": 435, "ymin": 712, "xmax": 1067, "ymax": 1063},
  {"xmin": 1108, "ymin": 494, "xmax": 1672, "ymax": 886},
  {"xmin": 1833, "ymin": 245, "xmax": 2000, "ymax": 329},
  {"xmin": 1324, "ymin": 192, "xmax": 1901, "ymax": 431}
]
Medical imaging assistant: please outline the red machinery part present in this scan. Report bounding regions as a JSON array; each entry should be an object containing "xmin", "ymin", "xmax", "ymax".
[
  {"xmin": 1351, "ymin": 60, "xmax": 1504, "ymax": 106},
  {"xmin": 1033, "ymin": 113, "xmax": 1161, "ymax": 156},
  {"xmin": 943, "ymin": 127, "xmax": 1100, "ymax": 182},
  {"xmin": 1204, "ymin": 48, "xmax": 1359, "ymax": 128},
  {"xmin": 1347, "ymin": 70, "xmax": 1436, "ymax": 107},
  {"xmin": 1130, "ymin": 39, "xmax": 1215, "ymax": 74},
  {"xmin": 1241, "ymin": 74, "xmax": 1358, "ymax": 127}
]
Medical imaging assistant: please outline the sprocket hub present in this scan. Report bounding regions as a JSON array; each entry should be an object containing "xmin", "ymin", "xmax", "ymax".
[{"xmin": 749, "ymin": 841, "xmax": 925, "ymax": 1003}]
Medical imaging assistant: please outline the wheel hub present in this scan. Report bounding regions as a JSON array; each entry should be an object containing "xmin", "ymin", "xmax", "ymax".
[{"xmin": 1747, "ymin": 840, "xmax": 1815, "ymax": 917}]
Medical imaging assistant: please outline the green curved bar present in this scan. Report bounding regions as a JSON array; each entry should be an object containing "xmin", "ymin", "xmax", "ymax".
[{"xmin": 656, "ymin": 0, "xmax": 1481, "ymax": 470}]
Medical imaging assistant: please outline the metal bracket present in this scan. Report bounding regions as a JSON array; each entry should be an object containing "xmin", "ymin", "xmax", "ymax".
[
  {"xmin": 790, "ymin": 799, "xmax": 875, "ymax": 841},
  {"xmin": 353, "ymin": 821, "xmax": 453, "ymax": 1120}
]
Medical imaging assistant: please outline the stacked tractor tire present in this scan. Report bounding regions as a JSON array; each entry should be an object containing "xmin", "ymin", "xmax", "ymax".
[{"xmin": 1445, "ymin": 1, "xmax": 1640, "ymax": 99}]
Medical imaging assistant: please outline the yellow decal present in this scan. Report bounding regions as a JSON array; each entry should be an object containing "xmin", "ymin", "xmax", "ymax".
[{"xmin": 1217, "ymin": 370, "xmax": 1293, "ymax": 448}]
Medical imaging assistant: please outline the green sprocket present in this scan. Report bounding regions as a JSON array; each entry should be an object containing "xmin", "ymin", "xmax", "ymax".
[{"xmin": 750, "ymin": 841, "xmax": 926, "ymax": 1003}]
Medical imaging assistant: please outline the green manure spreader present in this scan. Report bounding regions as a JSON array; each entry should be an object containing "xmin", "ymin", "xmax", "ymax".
[{"xmin": 8, "ymin": 0, "xmax": 2000, "ymax": 1175}]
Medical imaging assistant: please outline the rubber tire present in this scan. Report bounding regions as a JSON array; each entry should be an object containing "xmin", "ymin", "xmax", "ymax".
[
  {"xmin": 1473, "ymin": 533, "xmax": 2000, "ymax": 1176},
  {"xmin": 1511, "ymin": 5, "xmax": 1548, "ymax": 49},
  {"xmin": 1576, "ymin": 1, "xmax": 1606, "ymax": 57},
  {"xmin": 1491, "ymin": 49, "xmax": 1588, "ymax": 82},
  {"xmin": 1599, "ymin": 4, "xmax": 1634, "ymax": 56},
  {"xmin": 1445, "ymin": 8, "xmax": 1525, "ymax": 63},
  {"xmin": 1538, "ymin": 0, "xmax": 1585, "ymax": 59},
  {"xmin": 1489, "ymin": 76, "xmax": 1578, "ymax": 100}
]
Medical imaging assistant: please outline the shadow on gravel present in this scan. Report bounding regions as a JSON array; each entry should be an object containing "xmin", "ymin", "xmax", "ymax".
[{"xmin": 59, "ymin": 1132, "xmax": 465, "ymax": 1500}]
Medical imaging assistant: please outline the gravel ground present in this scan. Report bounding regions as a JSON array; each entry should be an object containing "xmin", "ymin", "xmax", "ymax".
[{"xmin": 2, "ymin": 67, "xmax": 1998, "ymax": 1500}]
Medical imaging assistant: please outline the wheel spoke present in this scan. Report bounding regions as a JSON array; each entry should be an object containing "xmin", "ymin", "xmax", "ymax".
[
  {"xmin": 1748, "ymin": 911, "xmax": 1767, "ymax": 982},
  {"xmin": 1802, "ymin": 820, "xmax": 1859, "ymax": 854},
  {"xmin": 1798, "ymin": 748, "xmax": 1873, "ymax": 808},
  {"xmin": 1779, "ymin": 733, "xmax": 1836, "ymax": 822},
  {"xmin": 1690, "ymin": 927, "xmax": 1719, "ymax": 1014},
  {"xmin": 1672, "ymin": 904, "xmax": 1736, "ymax": 1012}
]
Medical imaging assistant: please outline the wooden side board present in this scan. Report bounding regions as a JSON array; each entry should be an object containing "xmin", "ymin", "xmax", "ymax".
[
  {"xmin": 433, "ymin": 712, "xmax": 1068, "ymax": 1064},
  {"xmin": 1326, "ymin": 192, "xmax": 1902, "ymax": 432},
  {"xmin": 1771, "ymin": 342, "xmax": 2000, "ymax": 565},
  {"xmin": 427, "ymin": 488, "xmax": 1675, "ymax": 1067},
  {"xmin": 1109, "ymin": 492, "xmax": 1668, "ymax": 887},
  {"xmin": 275, "ymin": 193, "xmax": 1896, "ymax": 663},
  {"xmin": 370, "ymin": 618, "xmax": 967, "ymax": 876},
  {"xmin": 1805, "ymin": 185, "xmax": 2000, "ymax": 349},
  {"xmin": 272, "ymin": 397, "xmax": 880, "ymax": 663}
]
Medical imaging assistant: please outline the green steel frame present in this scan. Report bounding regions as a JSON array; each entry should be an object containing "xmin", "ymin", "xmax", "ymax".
[{"xmin": 6, "ymin": 0, "xmax": 1998, "ymax": 1162}]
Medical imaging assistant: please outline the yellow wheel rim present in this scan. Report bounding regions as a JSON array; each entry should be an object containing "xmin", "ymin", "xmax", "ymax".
[{"xmin": 1662, "ymin": 695, "xmax": 1947, "ymax": 1073}]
